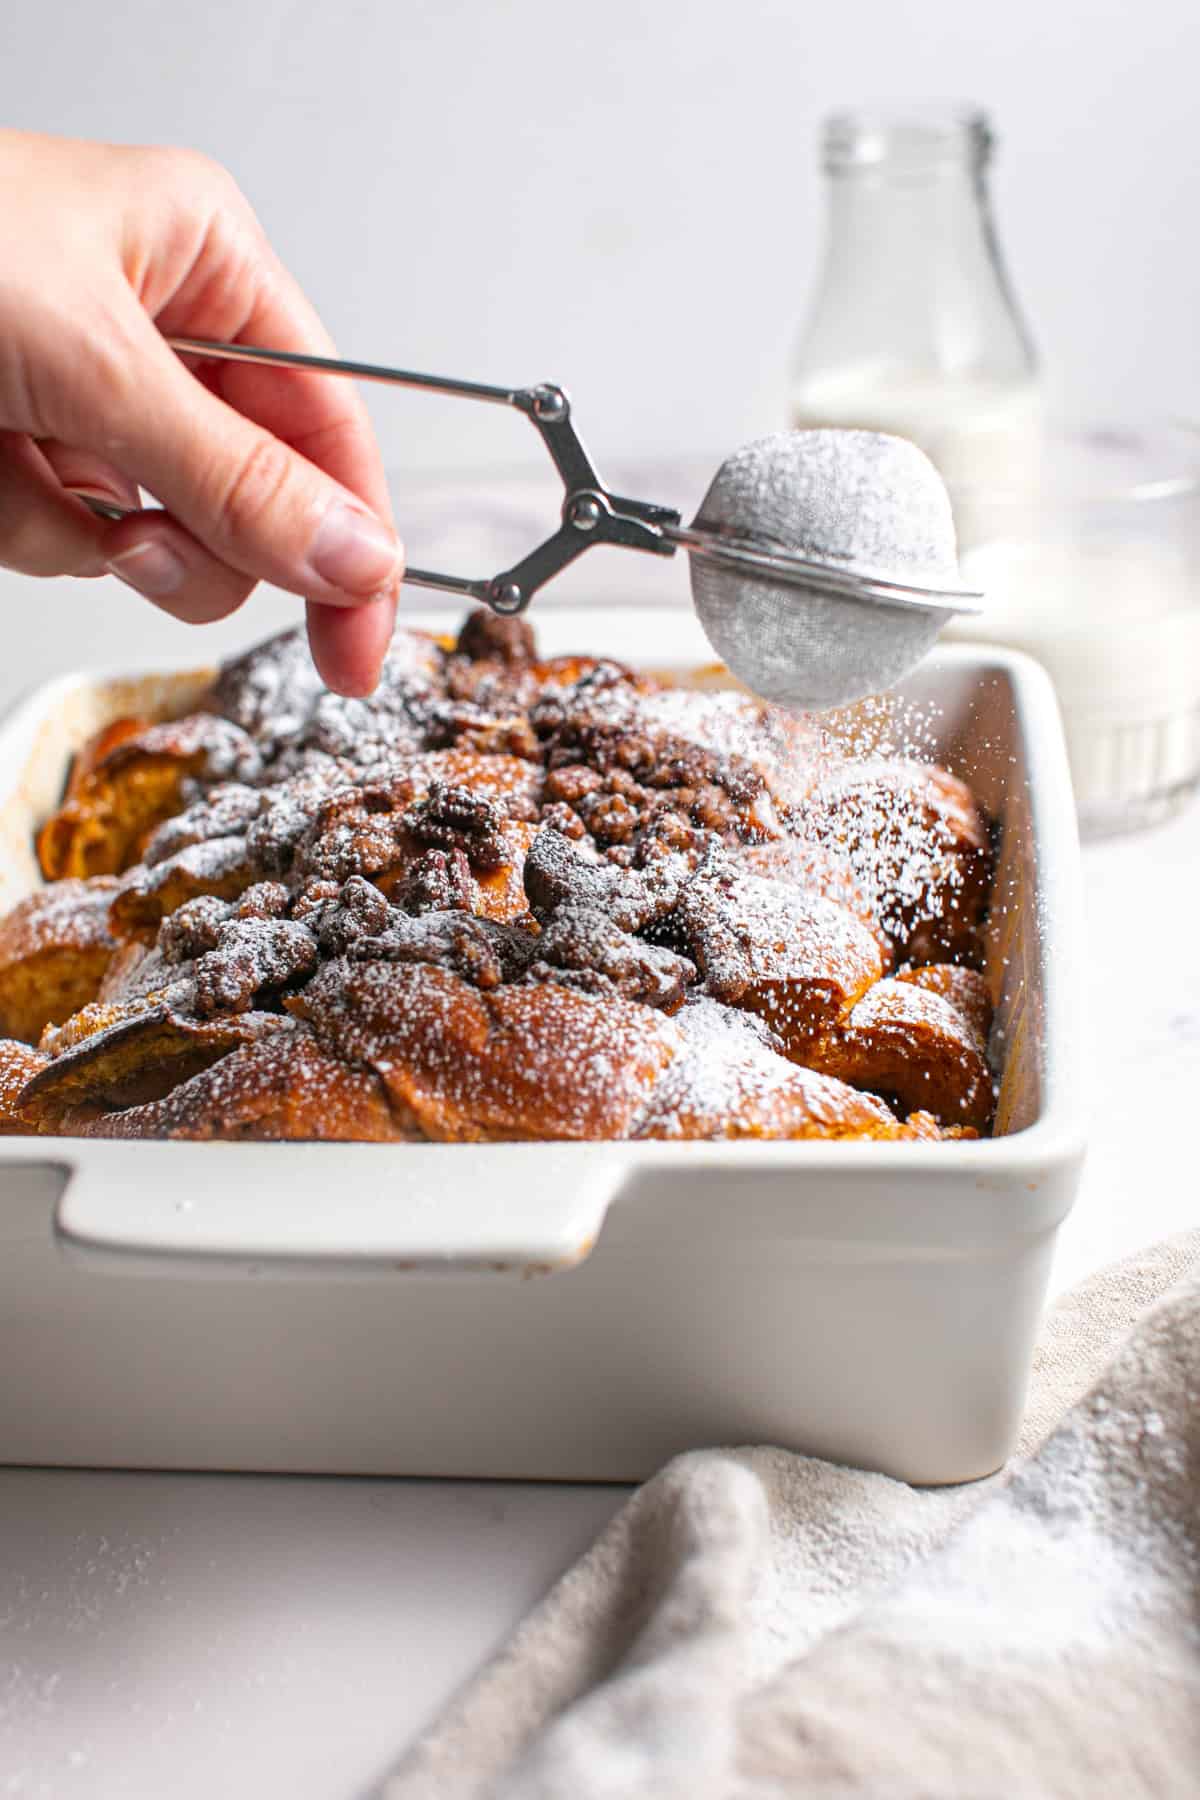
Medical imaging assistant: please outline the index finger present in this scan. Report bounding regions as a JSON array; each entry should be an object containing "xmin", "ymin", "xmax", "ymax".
[{"xmin": 154, "ymin": 239, "xmax": 399, "ymax": 691}]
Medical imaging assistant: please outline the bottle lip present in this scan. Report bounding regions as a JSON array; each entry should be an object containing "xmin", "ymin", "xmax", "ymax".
[{"xmin": 823, "ymin": 103, "xmax": 993, "ymax": 173}]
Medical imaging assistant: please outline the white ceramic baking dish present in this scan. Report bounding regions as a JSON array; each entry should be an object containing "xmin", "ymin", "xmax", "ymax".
[{"xmin": 0, "ymin": 608, "xmax": 1086, "ymax": 1484}]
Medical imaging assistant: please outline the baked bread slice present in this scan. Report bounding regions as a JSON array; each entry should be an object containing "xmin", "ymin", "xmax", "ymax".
[{"xmin": 0, "ymin": 608, "xmax": 997, "ymax": 1144}]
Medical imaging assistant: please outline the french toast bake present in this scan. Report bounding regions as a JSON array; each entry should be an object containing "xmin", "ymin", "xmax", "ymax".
[{"xmin": 0, "ymin": 610, "xmax": 995, "ymax": 1143}]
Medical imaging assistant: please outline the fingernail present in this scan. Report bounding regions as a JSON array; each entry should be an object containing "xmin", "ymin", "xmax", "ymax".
[
  {"xmin": 309, "ymin": 501, "xmax": 401, "ymax": 598},
  {"xmin": 107, "ymin": 540, "xmax": 187, "ymax": 597}
]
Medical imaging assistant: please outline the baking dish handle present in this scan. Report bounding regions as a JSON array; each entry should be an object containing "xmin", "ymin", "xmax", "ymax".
[{"xmin": 47, "ymin": 1142, "xmax": 630, "ymax": 1278}]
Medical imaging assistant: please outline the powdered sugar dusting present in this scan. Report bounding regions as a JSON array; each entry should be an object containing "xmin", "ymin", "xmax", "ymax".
[
  {"xmin": 8, "ymin": 611, "xmax": 997, "ymax": 1142},
  {"xmin": 636, "ymin": 997, "xmax": 895, "ymax": 1140},
  {"xmin": 0, "ymin": 878, "xmax": 119, "ymax": 956}
]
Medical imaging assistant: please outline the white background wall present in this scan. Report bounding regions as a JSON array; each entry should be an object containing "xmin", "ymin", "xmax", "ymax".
[{"xmin": 0, "ymin": 0, "xmax": 1198, "ymax": 680}]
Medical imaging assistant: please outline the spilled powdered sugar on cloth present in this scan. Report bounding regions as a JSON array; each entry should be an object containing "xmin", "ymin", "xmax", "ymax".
[{"xmin": 385, "ymin": 1235, "xmax": 1200, "ymax": 1800}]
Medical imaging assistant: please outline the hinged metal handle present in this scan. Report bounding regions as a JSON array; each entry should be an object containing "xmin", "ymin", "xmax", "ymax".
[
  {"xmin": 81, "ymin": 336, "xmax": 984, "ymax": 626},
  {"xmin": 165, "ymin": 338, "xmax": 682, "ymax": 613}
]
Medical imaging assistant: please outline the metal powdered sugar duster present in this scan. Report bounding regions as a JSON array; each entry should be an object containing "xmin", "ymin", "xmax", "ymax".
[{"xmin": 88, "ymin": 338, "xmax": 983, "ymax": 712}]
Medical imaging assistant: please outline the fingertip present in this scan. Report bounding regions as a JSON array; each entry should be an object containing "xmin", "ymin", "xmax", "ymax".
[
  {"xmin": 305, "ymin": 593, "xmax": 397, "ymax": 696},
  {"xmin": 308, "ymin": 499, "xmax": 403, "ymax": 603}
]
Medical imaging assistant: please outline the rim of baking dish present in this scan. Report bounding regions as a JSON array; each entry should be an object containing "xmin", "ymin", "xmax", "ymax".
[{"xmin": 0, "ymin": 614, "xmax": 1087, "ymax": 1274}]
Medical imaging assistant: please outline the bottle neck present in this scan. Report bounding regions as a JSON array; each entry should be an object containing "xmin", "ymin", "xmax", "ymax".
[{"xmin": 798, "ymin": 108, "xmax": 1037, "ymax": 392}]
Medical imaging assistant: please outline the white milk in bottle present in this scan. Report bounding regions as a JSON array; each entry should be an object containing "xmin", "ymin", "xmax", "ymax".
[{"xmin": 790, "ymin": 106, "xmax": 1042, "ymax": 539}]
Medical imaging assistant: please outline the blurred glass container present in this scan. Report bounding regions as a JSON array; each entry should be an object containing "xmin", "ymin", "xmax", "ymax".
[
  {"xmin": 949, "ymin": 422, "xmax": 1200, "ymax": 837},
  {"xmin": 790, "ymin": 103, "xmax": 1042, "ymax": 530}
]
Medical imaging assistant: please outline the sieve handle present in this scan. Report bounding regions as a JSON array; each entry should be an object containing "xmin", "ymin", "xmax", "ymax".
[{"xmin": 163, "ymin": 336, "xmax": 682, "ymax": 614}]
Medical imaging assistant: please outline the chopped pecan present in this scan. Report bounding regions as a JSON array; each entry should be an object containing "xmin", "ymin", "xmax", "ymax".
[
  {"xmin": 454, "ymin": 608, "xmax": 537, "ymax": 666},
  {"xmin": 403, "ymin": 780, "xmax": 511, "ymax": 873},
  {"xmin": 157, "ymin": 894, "xmax": 232, "ymax": 963},
  {"xmin": 542, "ymin": 764, "xmax": 604, "ymax": 807},
  {"xmin": 530, "ymin": 905, "xmax": 695, "ymax": 1011},
  {"xmin": 424, "ymin": 699, "xmax": 541, "ymax": 759},
  {"xmin": 537, "ymin": 802, "xmax": 588, "ymax": 842},
  {"xmin": 348, "ymin": 910, "xmax": 533, "ymax": 991},
  {"xmin": 192, "ymin": 919, "xmax": 319, "ymax": 1017},
  {"xmin": 522, "ymin": 828, "xmax": 686, "ymax": 932},
  {"xmin": 393, "ymin": 848, "xmax": 474, "ymax": 914},
  {"xmin": 310, "ymin": 875, "xmax": 395, "ymax": 952}
]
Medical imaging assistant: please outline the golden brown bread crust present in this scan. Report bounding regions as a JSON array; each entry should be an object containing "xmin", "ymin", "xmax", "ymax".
[
  {"xmin": 1, "ymin": 610, "xmax": 997, "ymax": 1144},
  {"xmin": 807, "ymin": 966, "xmax": 994, "ymax": 1130},
  {"xmin": 0, "ymin": 1039, "xmax": 49, "ymax": 1133},
  {"xmin": 737, "ymin": 838, "xmax": 894, "ymax": 968},
  {"xmin": 796, "ymin": 759, "xmax": 992, "ymax": 965},
  {"xmin": 108, "ymin": 839, "xmax": 260, "ymax": 942},
  {"xmin": 634, "ymin": 1000, "xmax": 902, "ymax": 1141},
  {"xmin": 37, "ymin": 716, "xmax": 261, "ymax": 880},
  {"xmin": 896, "ymin": 962, "xmax": 993, "ymax": 1042},
  {"xmin": 21, "ymin": 1006, "xmax": 286, "ymax": 1130},
  {"xmin": 293, "ymin": 961, "xmax": 677, "ymax": 1142},
  {"xmin": 80, "ymin": 1026, "xmax": 405, "ymax": 1142},
  {"xmin": 671, "ymin": 863, "xmax": 883, "ymax": 1056},
  {"xmin": 0, "ymin": 878, "xmax": 122, "ymax": 1043}
]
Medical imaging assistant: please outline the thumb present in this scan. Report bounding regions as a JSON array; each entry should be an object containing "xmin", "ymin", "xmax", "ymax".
[{"xmin": 105, "ymin": 324, "xmax": 404, "ymax": 609}]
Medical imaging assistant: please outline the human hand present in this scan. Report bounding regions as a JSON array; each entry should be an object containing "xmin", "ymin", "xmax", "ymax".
[{"xmin": 0, "ymin": 130, "xmax": 402, "ymax": 695}]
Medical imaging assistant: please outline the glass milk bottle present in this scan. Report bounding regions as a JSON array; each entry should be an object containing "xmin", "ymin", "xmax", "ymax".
[
  {"xmin": 953, "ymin": 423, "xmax": 1200, "ymax": 837},
  {"xmin": 790, "ymin": 105, "xmax": 1042, "ymax": 524}
]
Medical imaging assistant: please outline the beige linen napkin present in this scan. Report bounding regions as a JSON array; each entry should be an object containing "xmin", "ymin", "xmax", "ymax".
[{"xmin": 385, "ymin": 1233, "xmax": 1200, "ymax": 1800}]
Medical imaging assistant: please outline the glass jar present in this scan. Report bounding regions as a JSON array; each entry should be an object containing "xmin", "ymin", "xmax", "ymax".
[
  {"xmin": 790, "ymin": 104, "xmax": 1042, "ymax": 529},
  {"xmin": 950, "ymin": 422, "xmax": 1200, "ymax": 837}
]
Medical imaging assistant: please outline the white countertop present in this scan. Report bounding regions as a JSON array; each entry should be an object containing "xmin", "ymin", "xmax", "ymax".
[{"xmin": 1, "ymin": 573, "xmax": 1197, "ymax": 1798}]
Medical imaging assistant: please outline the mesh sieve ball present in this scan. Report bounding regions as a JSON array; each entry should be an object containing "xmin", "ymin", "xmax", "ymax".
[{"xmin": 688, "ymin": 429, "xmax": 962, "ymax": 712}]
